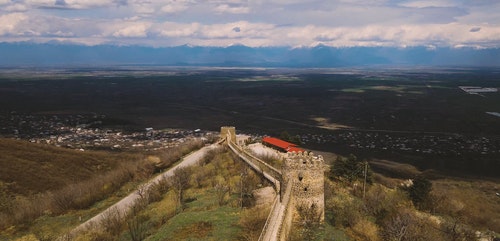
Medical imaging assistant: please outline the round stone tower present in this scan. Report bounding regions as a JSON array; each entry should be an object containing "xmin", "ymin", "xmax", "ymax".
[{"xmin": 282, "ymin": 151, "xmax": 325, "ymax": 222}]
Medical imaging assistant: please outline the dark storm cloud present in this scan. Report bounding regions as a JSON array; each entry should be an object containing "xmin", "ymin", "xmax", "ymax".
[{"xmin": 470, "ymin": 27, "xmax": 481, "ymax": 32}]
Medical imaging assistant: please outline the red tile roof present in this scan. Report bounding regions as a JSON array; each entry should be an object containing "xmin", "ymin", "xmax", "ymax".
[
  {"xmin": 287, "ymin": 146, "xmax": 305, "ymax": 153},
  {"xmin": 262, "ymin": 136, "xmax": 304, "ymax": 153}
]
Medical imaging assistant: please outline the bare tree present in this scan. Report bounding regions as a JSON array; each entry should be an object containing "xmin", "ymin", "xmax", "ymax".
[
  {"xmin": 442, "ymin": 217, "xmax": 476, "ymax": 241},
  {"xmin": 127, "ymin": 202, "xmax": 147, "ymax": 241},
  {"xmin": 295, "ymin": 202, "xmax": 322, "ymax": 241},
  {"xmin": 382, "ymin": 210, "xmax": 411, "ymax": 241},
  {"xmin": 381, "ymin": 207, "xmax": 444, "ymax": 241},
  {"xmin": 171, "ymin": 167, "xmax": 191, "ymax": 212},
  {"xmin": 214, "ymin": 182, "xmax": 230, "ymax": 206},
  {"xmin": 135, "ymin": 183, "xmax": 149, "ymax": 207},
  {"xmin": 99, "ymin": 207, "xmax": 123, "ymax": 236}
]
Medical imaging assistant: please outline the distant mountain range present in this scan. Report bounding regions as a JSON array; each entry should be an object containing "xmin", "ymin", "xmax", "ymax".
[{"xmin": 1, "ymin": 43, "xmax": 499, "ymax": 67}]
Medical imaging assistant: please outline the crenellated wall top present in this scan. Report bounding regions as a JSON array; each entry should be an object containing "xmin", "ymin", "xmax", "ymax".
[{"xmin": 283, "ymin": 151, "xmax": 324, "ymax": 170}]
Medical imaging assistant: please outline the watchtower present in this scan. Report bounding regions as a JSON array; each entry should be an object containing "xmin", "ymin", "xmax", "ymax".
[
  {"xmin": 282, "ymin": 151, "xmax": 325, "ymax": 222},
  {"xmin": 220, "ymin": 126, "xmax": 236, "ymax": 142}
]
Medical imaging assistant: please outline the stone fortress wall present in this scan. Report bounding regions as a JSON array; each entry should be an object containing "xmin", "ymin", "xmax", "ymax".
[
  {"xmin": 221, "ymin": 126, "xmax": 325, "ymax": 241},
  {"xmin": 282, "ymin": 151, "xmax": 325, "ymax": 223},
  {"xmin": 220, "ymin": 126, "xmax": 236, "ymax": 142}
]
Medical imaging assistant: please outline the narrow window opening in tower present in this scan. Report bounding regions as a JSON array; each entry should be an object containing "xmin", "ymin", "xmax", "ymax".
[
  {"xmin": 304, "ymin": 187, "xmax": 308, "ymax": 192},
  {"xmin": 298, "ymin": 175, "xmax": 303, "ymax": 181},
  {"xmin": 303, "ymin": 160, "xmax": 306, "ymax": 164}
]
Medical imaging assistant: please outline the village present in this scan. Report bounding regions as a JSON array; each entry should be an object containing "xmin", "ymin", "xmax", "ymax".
[
  {"xmin": 299, "ymin": 131, "xmax": 499, "ymax": 156},
  {"xmin": 1, "ymin": 111, "xmax": 498, "ymax": 156},
  {"xmin": 0, "ymin": 112, "xmax": 211, "ymax": 151}
]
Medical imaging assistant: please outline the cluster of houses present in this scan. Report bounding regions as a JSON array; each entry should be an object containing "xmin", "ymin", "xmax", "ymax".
[
  {"xmin": 299, "ymin": 131, "xmax": 498, "ymax": 155},
  {"xmin": 240, "ymin": 129, "xmax": 498, "ymax": 157},
  {"xmin": 3, "ymin": 112, "xmax": 497, "ymax": 156},
  {"xmin": 36, "ymin": 127, "xmax": 206, "ymax": 151},
  {"xmin": 0, "ymin": 112, "xmax": 209, "ymax": 151}
]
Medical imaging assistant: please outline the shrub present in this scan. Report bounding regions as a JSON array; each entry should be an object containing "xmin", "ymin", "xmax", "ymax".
[
  {"xmin": 293, "ymin": 202, "xmax": 324, "ymax": 241},
  {"xmin": 405, "ymin": 175, "xmax": 432, "ymax": 210},
  {"xmin": 12, "ymin": 194, "xmax": 48, "ymax": 225},
  {"xmin": 148, "ymin": 179, "xmax": 169, "ymax": 203},
  {"xmin": 99, "ymin": 207, "xmax": 123, "ymax": 236},
  {"xmin": 350, "ymin": 219, "xmax": 381, "ymax": 241},
  {"xmin": 0, "ymin": 138, "xmax": 207, "ymax": 231},
  {"xmin": 329, "ymin": 195, "xmax": 364, "ymax": 227},
  {"xmin": 253, "ymin": 153, "xmax": 282, "ymax": 169},
  {"xmin": 127, "ymin": 204, "xmax": 149, "ymax": 241},
  {"xmin": 380, "ymin": 207, "xmax": 443, "ymax": 241},
  {"xmin": 170, "ymin": 167, "xmax": 193, "ymax": 212},
  {"xmin": 74, "ymin": 229, "xmax": 115, "ymax": 241},
  {"xmin": 214, "ymin": 180, "xmax": 230, "ymax": 206},
  {"xmin": 297, "ymin": 202, "xmax": 323, "ymax": 226},
  {"xmin": 441, "ymin": 217, "xmax": 476, "ymax": 241},
  {"xmin": 156, "ymin": 139, "xmax": 204, "ymax": 169},
  {"xmin": 363, "ymin": 184, "xmax": 411, "ymax": 223},
  {"xmin": 14, "ymin": 234, "xmax": 40, "ymax": 241},
  {"xmin": 238, "ymin": 205, "xmax": 271, "ymax": 241},
  {"xmin": 0, "ymin": 182, "xmax": 14, "ymax": 214},
  {"xmin": 330, "ymin": 154, "xmax": 372, "ymax": 184}
]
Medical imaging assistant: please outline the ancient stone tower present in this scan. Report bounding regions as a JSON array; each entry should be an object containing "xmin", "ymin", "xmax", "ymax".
[
  {"xmin": 220, "ymin": 126, "xmax": 236, "ymax": 142},
  {"xmin": 282, "ymin": 151, "xmax": 325, "ymax": 222}
]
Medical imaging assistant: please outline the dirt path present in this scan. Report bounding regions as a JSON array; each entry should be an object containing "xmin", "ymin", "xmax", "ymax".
[{"xmin": 61, "ymin": 143, "xmax": 217, "ymax": 239}]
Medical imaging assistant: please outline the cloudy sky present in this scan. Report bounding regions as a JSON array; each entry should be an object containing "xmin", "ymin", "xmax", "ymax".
[{"xmin": 1, "ymin": 0, "xmax": 499, "ymax": 48}]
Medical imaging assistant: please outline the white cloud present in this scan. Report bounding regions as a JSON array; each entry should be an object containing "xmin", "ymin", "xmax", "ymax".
[
  {"xmin": 156, "ymin": 22, "xmax": 200, "ymax": 37},
  {"xmin": 129, "ymin": 0, "xmax": 193, "ymax": 15},
  {"xmin": 61, "ymin": 0, "xmax": 116, "ymax": 9},
  {"xmin": 251, "ymin": 0, "xmax": 315, "ymax": 4},
  {"xmin": 113, "ymin": 25, "xmax": 150, "ymax": 38},
  {"xmin": 160, "ymin": 0, "xmax": 192, "ymax": 14},
  {"xmin": 24, "ymin": 0, "xmax": 55, "ymax": 6},
  {"xmin": 199, "ymin": 21, "xmax": 274, "ymax": 39},
  {"xmin": 5, "ymin": 4, "xmax": 28, "ymax": 12},
  {"xmin": 52, "ymin": 30, "xmax": 74, "ymax": 37},
  {"xmin": 0, "ymin": 0, "xmax": 498, "ymax": 48},
  {"xmin": 161, "ymin": 4, "xmax": 188, "ymax": 14},
  {"xmin": 23, "ymin": 0, "xmax": 115, "ymax": 9},
  {"xmin": 214, "ymin": 4, "xmax": 250, "ymax": 14},
  {"xmin": 133, "ymin": 5, "xmax": 156, "ymax": 14},
  {"xmin": 0, "ymin": 13, "xmax": 28, "ymax": 35},
  {"xmin": 455, "ymin": 2, "xmax": 500, "ymax": 25},
  {"xmin": 339, "ymin": 0, "xmax": 388, "ymax": 4},
  {"xmin": 399, "ymin": 0, "xmax": 457, "ymax": 8}
]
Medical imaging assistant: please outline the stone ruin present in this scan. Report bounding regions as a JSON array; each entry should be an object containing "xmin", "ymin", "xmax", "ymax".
[
  {"xmin": 220, "ymin": 126, "xmax": 236, "ymax": 142},
  {"xmin": 220, "ymin": 126, "xmax": 326, "ymax": 240},
  {"xmin": 282, "ymin": 151, "xmax": 325, "ymax": 223}
]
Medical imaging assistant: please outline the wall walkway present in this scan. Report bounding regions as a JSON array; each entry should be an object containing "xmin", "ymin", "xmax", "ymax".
[{"xmin": 225, "ymin": 135, "xmax": 293, "ymax": 241}]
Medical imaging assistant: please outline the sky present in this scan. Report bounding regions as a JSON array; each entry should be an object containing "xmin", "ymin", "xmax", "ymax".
[{"xmin": 1, "ymin": 0, "xmax": 500, "ymax": 48}]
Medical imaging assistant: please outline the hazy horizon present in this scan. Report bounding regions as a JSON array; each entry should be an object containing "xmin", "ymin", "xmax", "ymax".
[{"xmin": 1, "ymin": 43, "xmax": 500, "ymax": 68}]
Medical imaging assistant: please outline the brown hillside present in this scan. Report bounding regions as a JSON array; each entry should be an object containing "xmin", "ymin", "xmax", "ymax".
[{"xmin": 0, "ymin": 138, "xmax": 136, "ymax": 195}]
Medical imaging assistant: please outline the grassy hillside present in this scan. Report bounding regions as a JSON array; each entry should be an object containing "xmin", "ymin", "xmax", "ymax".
[
  {"xmin": 55, "ymin": 147, "xmax": 272, "ymax": 241},
  {"xmin": 314, "ymin": 154, "xmax": 500, "ymax": 241},
  {"xmin": 4, "ymin": 141, "xmax": 498, "ymax": 241},
  {"xmin": 0, "ymin": 138, "xmax": 135, "ymax": 195},
  {"xmin": 0, "ymin": 138, "xmax": 206, "ymax": 240}
]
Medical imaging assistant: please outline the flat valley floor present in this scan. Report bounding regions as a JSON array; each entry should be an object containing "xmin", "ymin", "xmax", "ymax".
[{"xmin": 1, "ymin": 67, "xmax": 499, "ymax": 177}]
